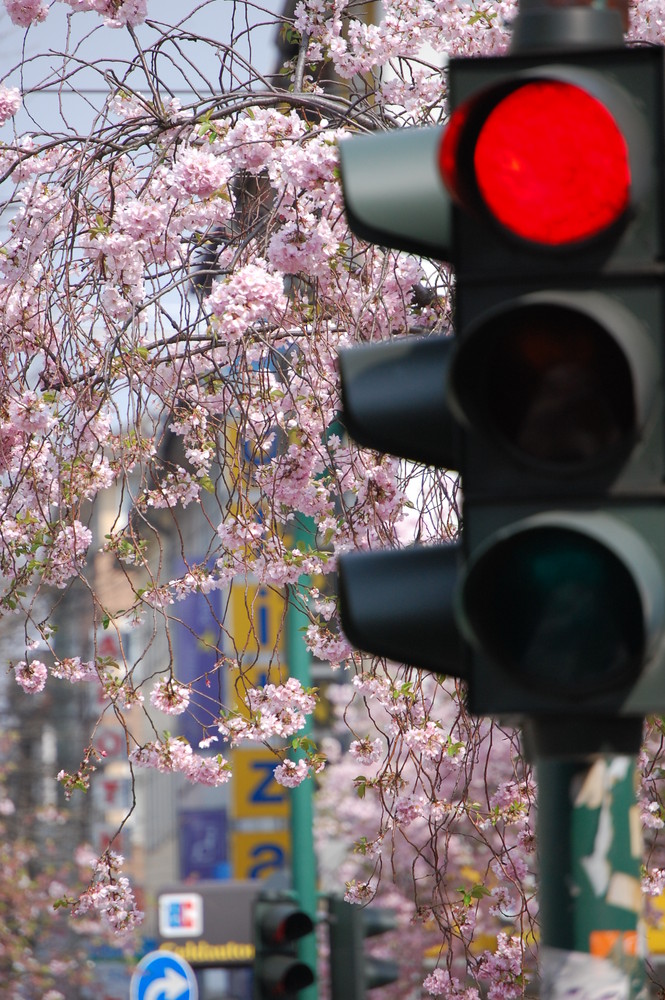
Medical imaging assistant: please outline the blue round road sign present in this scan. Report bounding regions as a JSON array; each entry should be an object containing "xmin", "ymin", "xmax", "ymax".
[{"xmin": 130, "ymin": 950, "xmax": 198, "ymax": 1000}]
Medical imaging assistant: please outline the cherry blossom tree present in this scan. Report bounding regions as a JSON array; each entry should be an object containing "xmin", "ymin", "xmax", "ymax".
[
  {"xmin": 0, "ymin": 1, "xmax": 664, "ymax": 996},
  {"xmin": 0, "ymin": 725, "xmax": 136, "ymax": 998}
]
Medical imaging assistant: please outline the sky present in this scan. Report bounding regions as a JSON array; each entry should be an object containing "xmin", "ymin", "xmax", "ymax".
[{"xmin": 0, "ymin": 0, "xmax": 284, "ymax": 135}]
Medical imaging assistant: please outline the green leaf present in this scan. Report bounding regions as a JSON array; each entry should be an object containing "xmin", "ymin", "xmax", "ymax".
[{"xmin": 354, "ymin": 775, "xmax": 367, "ymax": 799}]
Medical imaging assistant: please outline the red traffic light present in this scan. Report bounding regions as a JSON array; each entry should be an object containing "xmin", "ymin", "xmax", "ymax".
[
  {"xmin": 256, "ymin": 901, "xmax": 314, "ymax": 946},
  {"xmin": 474, "ymin": 81, "xmax": 629, "ymax": 244},
  {"xmin": 440, "ymin": 69, "xmax": 647, "ymax": 247}
]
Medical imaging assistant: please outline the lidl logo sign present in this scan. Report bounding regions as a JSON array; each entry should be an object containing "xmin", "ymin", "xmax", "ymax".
[{"xmin": 158, "ymin": 893, "xmax": 204, "ymax": 938}]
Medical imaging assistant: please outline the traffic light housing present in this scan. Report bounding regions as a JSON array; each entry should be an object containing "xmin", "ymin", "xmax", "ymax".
[
  {"xmin": 336, "ymin": 38, "xmax": 665, "ymax": 756},
  {"xmin": 328, "ymin": 895, "xmax": 399, "ymax": 1000},
  {"xmin": 253, "ymin": 891, "xmax": 316, "ymax": 1000}
]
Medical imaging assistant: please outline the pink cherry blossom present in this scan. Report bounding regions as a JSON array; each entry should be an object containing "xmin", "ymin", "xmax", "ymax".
[
  {"xmin": 3, "ymin": 0, "xmax": 47, "ymax": 26},
  {"xmin": 72, "ymin": 850, "xmax": 143, "ymax": 938},
  {"xmin": 51, "ymin": 657, "xmax": 97, "ymax": 683},
  {"xmin": 349, "ymin": 737, "xmax": 382, "ymax": 764},
  {"xmin": 219, "ymin": 678, "xmax": 316, "ymax": 744},
  {"xmin": 274, "ymin": 758, "xmax": 309, "ymax": 788},
  {"xmin": 60, "ymin": 0, "xmax": 147, "ymax": 28},
  {"xmin": 169, "ymin": 146, "xmax": 232, "ymax": 198},
  {"xmin": 0, "ymin": 86, "xmax": 21, "ymax": 123},
  {"xmin": 14, "ymin": 659, "xmax": 48, "ymax": 694},
  {"xmin": 424, "ymin": 969, "xmax": 480, "ymax": 999},
  {"xmin": 149, "ymin": 678, "xmax": 191, "ymax": 715},
  {"xmin": 478, "ymin": 934, "xmax": 527, "ymax": 1000},
  {"xmin": 130, "ymin": 737, "xmax": 231, "ymax": 787},
  {"xmin": 204, "ymin": 261, "xmax": 288, "ymax": 340}
]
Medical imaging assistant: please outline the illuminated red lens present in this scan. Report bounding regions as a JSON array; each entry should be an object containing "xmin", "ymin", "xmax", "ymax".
[
  {"xmin": 469, "ymin": 81, "xmax": 630, "ymax": 245},
  {"xmin": 438, "ymin": 99, "xmax": 469, "ymax": 205}
]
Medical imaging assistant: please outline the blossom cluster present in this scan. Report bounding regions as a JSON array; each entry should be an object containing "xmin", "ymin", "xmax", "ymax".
[
  {"xmin": 349, "ymin": 737, "xmax": 383, "ymax": 765},
  {"xmin": 129, "ymin": 737, "xmax": 231, "ymax": 787},
  {"xmin": 424, "ymin": 969, "xmax": 481, "ymax": 1000},
  {"xmin": 51, "ymin": 657, "xmax": 97, "ymax": 683},
  {"xmin": 63, "ymin": 0, "xmax": 147, "ymax": 28},
  {"xmin": 71, "ymin": 850, "xmax": 143, "ymax": 938},
  {"xmin": 0, "ymin": 85, "xmax": 20, "ymax": 123},
  {"xmin": 149, "ymin": 678, "xmax": 192, "ymax": 716},
  {"xmin": 13, "ymin": 654, "xmax": 98, "ymax": 695},
  {"xmin": 274, "ymin": 758, "xmax": 310, "ymax": 788},
  {"xmin": 14, "ymin": 658, "xmax": 48, "ymax": 693},
  {"xmin": 3, "ymin": 0, "xmax": 48, "ymax": 27},
  {"xmin": 423, "ymin": 933, "xmax": 526, "ymax": 999},
  {"xmin": 219, "ymin": 678, "xmax": 316, "ymax": 745}
]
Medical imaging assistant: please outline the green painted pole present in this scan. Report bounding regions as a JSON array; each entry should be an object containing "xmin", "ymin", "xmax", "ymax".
[
  {"xmin": 537, "ymin": 755, "xmax": 645, "ymax": 999},
  {"xmin": 287, "ymin": 515, "xmax": 319, "ymax": 1000}
]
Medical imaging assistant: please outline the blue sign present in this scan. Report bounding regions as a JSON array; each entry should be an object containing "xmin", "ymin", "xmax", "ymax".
[
  {"xmin": 171, "ymin": 555, "xmax": 223, "ymax": 749},
  {"xmin": 130, "ymin": 950, "xmax": 198, "ymax": 1000},
  {"xmin": 179, "ymin": 809, "xmax": 228, "ymax": 880}
]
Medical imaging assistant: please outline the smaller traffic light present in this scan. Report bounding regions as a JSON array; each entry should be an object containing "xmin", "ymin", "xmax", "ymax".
[
  {"xmin": 329, "ymin": 895, "xmax": 399, "ymax": 1000},
  {"xmin": 253, "ymin": 891, "xmax": 316, "ymax": 1000}
]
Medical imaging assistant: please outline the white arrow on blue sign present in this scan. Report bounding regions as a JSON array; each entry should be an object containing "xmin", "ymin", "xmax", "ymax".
[{"xmin": 130, "ymin": 950, "xmax": 198, "ymax": 1000}]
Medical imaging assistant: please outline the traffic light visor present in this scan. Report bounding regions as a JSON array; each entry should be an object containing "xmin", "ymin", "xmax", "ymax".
[
  {"xmin": 338, "ymin": 126, "xmax": 452, "ymax": 258},
  {"xmin": 338, "ymin": 544, "xmax": 463, "ymax": 675},
  {"xmin": 439, "ymin": 68, "xmax": 647, "ymax": 247},
  {"xmin": 460, "ymin": 514, "xmax": 664, "ymax": 702},
  {"xmin": 253, "ymin": 897, "xmax": 316, "ymax": 1000},
  {"xmin": 338, "ymin": 335, "xmax": 458, "ymax": 468}
]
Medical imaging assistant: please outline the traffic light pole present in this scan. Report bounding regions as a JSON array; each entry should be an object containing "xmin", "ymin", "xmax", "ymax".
[{"xmin": 537, "ymin": 754, "xmax": 644, "ymax": 999}]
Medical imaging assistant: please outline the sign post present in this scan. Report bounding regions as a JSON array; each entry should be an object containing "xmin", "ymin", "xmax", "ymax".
[{"xmin": 286, "ymin": 517, "xmax": 319, "ymax": 1000}]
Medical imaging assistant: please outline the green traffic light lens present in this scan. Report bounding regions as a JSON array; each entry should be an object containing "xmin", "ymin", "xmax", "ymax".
[{"xmin": 462, "ymin": 525, "xmax": 644, "ymax": 699}]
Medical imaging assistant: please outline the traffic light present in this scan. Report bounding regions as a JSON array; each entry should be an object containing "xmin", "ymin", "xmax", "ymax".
[
  {"xmin": 328, "ymin": 895, "xmax": 399, "ymax": 1000},
  {"xmin": 253, "ymin": 890, "xmax": 316, "ymax": 1000},
  {"xmin": 337, "ymin": 36, "xmax": 665, "ymax": 756}
]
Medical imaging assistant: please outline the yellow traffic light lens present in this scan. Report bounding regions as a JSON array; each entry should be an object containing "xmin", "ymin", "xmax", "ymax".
[
  {"xmin": 485, "ymin": 304, "xmax": 634, "ymax": 468},
  {"xmin": 452, "ymin": 301, "xmax": 636, "ymax": 473}
]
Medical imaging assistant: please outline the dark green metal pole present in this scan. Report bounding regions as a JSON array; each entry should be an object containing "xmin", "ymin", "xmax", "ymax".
[
  {"xmin": 286, "ymin": 515, "xmax": 318, "ymax": 1000},
  {"xmin": 537, "ymin": 755, "xmax": 645, "ymax": 999}
]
